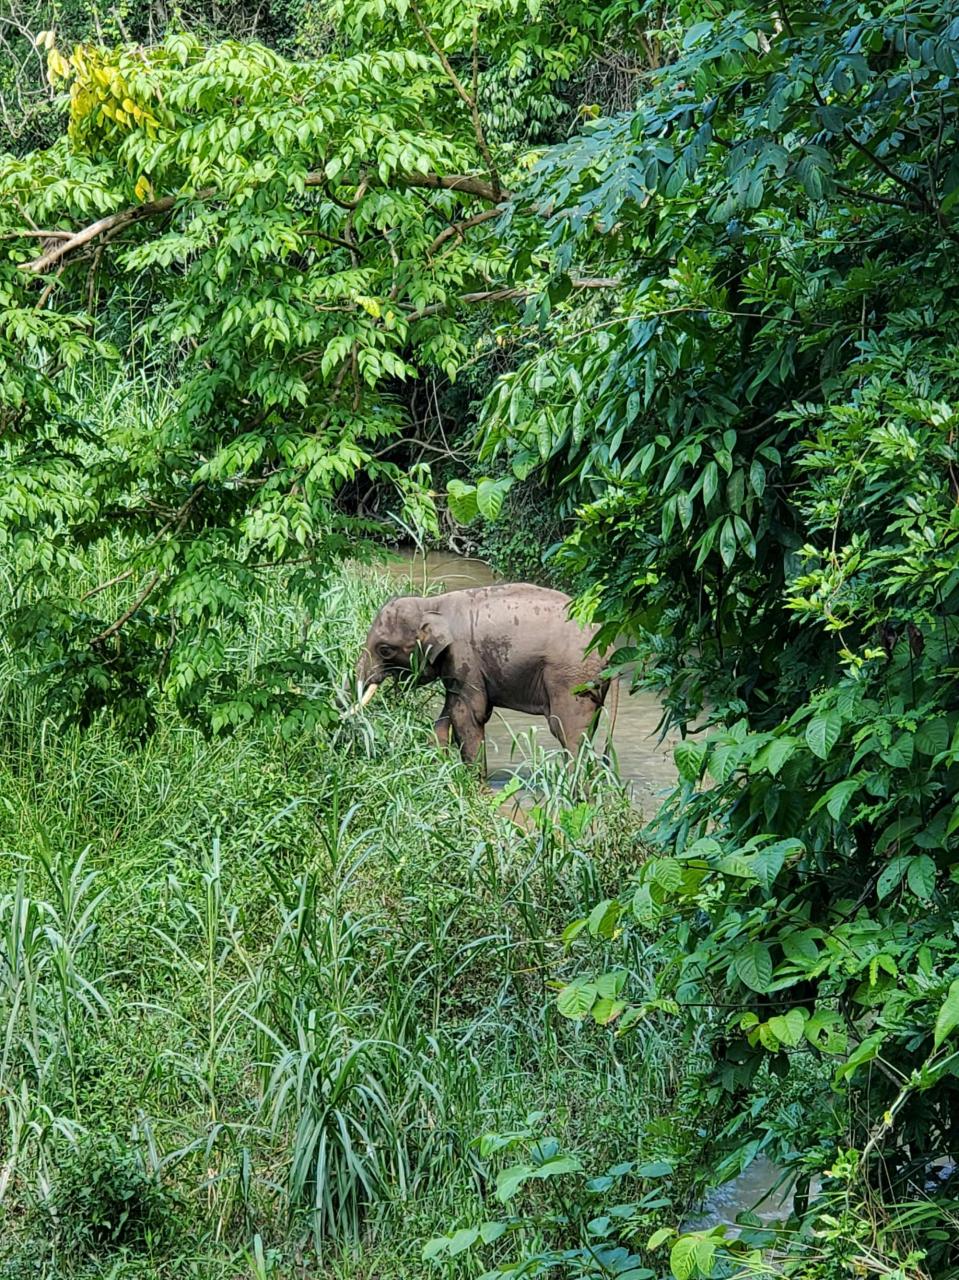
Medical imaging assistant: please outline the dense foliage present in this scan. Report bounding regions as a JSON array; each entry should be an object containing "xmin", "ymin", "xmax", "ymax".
[
  {"xmin": 4, "ymin": 0, "xmax": 959, "ymax": 1276},
  {"xmin": 474, "ymin": 0, "xmax": 959, "ymax": 1274}
]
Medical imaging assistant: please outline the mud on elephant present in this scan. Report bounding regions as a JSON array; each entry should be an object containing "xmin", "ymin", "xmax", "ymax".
[{"xmin": 351, "ymin": 583, "xmax": 610, "ymax": 767}]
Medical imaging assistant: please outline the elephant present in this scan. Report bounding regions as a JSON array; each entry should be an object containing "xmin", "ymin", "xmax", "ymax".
[{"xmin": 352, "ymin": 583, "xmax": 610, "ymax": 766}]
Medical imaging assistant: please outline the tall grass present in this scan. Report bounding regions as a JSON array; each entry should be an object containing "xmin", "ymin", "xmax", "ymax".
[{"xmin": 0, "ymin": 372, "xmax": 675, "ymax": 1277}]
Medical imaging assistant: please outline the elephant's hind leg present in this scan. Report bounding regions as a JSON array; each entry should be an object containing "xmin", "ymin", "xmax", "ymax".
[{"xmin": 546, "ymin": 686, "xmax": 604, "ymax": 752}]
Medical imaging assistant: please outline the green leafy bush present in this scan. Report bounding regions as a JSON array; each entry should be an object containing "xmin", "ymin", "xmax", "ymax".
[
  {"xmin": 41, "ymin": 1133, "xmax": 175, "ymax": 1259},
  {"xmin": 472, "ymin": 0, "xmax": 959, "ymax": 1269}
]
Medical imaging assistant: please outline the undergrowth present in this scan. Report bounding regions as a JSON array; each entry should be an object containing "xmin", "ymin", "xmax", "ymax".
[{"xmin": 0, "ymin": 555, "xmax": 669, "ymax": 1279}]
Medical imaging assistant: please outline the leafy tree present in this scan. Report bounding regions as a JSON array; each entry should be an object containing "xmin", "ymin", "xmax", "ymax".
[
  {"xmin": 478, "ymin": 0, "xmax": 959, "ymax": 1264},
  {"xmin": 0, "ymin": 20, "xmax": 526, "ymax": 731}
]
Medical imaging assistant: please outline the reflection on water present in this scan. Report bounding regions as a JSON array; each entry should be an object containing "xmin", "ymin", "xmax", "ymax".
[{"xmin": 383, "ymin": 549, "xmax": 685, "ymax": 813}]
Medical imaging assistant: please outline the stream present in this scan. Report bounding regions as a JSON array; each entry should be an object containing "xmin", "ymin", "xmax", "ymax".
[{"xmin": 383, "ymin": 549, "xmax": 794, "ymax": 1231}]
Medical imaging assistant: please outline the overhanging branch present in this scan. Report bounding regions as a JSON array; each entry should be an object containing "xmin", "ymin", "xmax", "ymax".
[{"xmin": 18, "ymin": 170, "xmax": 511, "ymax": 275}]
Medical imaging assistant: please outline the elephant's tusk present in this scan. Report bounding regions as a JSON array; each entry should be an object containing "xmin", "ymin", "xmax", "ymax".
[
  {"xmin": 342, "ymin": 682, "xmax": 380, "ymax": 717},
  {"xmin": 359, "ymin": 682, "xmax": 379, "ymax": 707}
]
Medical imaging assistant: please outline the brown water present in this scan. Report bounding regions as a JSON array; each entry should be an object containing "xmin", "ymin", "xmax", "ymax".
[{"xmin": 384, "ymin": 549, "xmax": 684, "ymax": 814}]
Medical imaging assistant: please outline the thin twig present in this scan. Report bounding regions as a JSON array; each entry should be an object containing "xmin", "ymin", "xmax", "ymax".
[{"xmin": 89, "ymin": 486, "xmax": 204, "ymax": 645}]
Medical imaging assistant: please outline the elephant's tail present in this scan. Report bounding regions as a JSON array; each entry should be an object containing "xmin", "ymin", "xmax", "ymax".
[{"xmin": 596, "ymin": 674, "xmax": 620, "ymax": 759}]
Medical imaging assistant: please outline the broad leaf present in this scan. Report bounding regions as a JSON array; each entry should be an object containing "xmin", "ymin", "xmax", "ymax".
[
  {"xmin": 733, "ymin": 942, "xmax": 774, "ymax": 993},
  {"xmin": 805, "ymin": 710, "xmax": 842, "ymax": 760},
  {"xmin": 934, "ymin": 978, "xmax": 959, "ymax": 1049}
]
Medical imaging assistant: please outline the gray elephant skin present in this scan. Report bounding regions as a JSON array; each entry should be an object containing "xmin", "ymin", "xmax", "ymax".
[{"xmin": 354, "ymin": 583, "xmax": 609, "ymax": 765}]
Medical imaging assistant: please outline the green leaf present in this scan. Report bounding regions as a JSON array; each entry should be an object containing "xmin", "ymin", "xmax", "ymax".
[
  {"xmin": 823, "ymin": 778, "xmax": 859, "ymax": 820},
  {"xmin": 804, "ymin": 1009, "xmax": 847, "ymax": 1054},
  {"xmin": 915, "ymin": 718, "xmax": 949, "ymax": 755},
  {"xmin": 669, "ymin": 1236, "xmax": 699, "ymax": 1280},
  {"xmin": 752, "ymin": 839, "xmax": 796, "ymax": 890},
  {"xmin": 758, "ymin": 736, "xmax": 798, "ymax": 777},
  {"xmin": 556, "ymin": 978, "xmax": 598, "ymax": 1020},
  {"xmin": 592, "ymin": 996, "xmax": 627, "ymax": 1025},
  {"xmin": 675, "ymin": 740, "xmax": 706, "ymax": 782},
  {"xmin": 805, "ymin": 710, "xmax": 842, "ymax": 759},
  {"xmin": 718, "ymin": 517, "xmax": 737, "ymax": 567},
  {"xmin": 495, "ymin": 1164, "xmax": 534, "ymax": 1203},
  {"xmin": 479, "ymin": 1222, "xmax": 506, "ymax": 1244},
  {"xmin": 733, "ymin": 942, "xmax": 774, "ymax": 993},
  {"xmin": 422, "ymin": 1236, "xmax": 447, "ymax": 1261},
  {"xmin": 835, "ymin": 1030, "xmax": 885, "ymax": 1081},
  {"xmin": 649, "ymin": 857, "xmax": 683, "ymax": 892},
  {"xmin": 587, "ymin": 898, "xmax": 620, "ymax": 938},
  {"xmin": 476, "ymin": 476, "xmax": 512, "ymax": 520},
  {"xmin": 934, "ymin": 978, "xmax": 959, "ymax": 1049},
  {"xmin": 906, "ymin": 854, "xmax": 936, "ymax": 900},
  {"xmin": 877, "ymin": 855, "xmax": 911, "ymax": 900},
  {"xmin": 695, "ymin": 1237, "xmax": 717, "ymax": 1275},
  {"xmin": 768, "ymin": 1008, "xmax": 806, "ymax": 1047},
  {"xmin": 447, "ymin": 1227, "xmax": 480, "ymax": 1256},
  {"xmin": 782, "ymin": 930, "xmax": 820, "ymax": 968},
  {"xmin": 595, "ymin": 969, "xmax": 627, "ymax": 999},
  {"xmin": 446, "ymin": 480, "xmax": 479, "ymax": 524},
  {"xmin": 648, "ymin": 1226, "xmax": 674, "ymax": 1250},
  {"xmin": 717, "ymin": 852, "xmax": 756, "ymax": 879},
  {"xmin": 496, "ymin": 1152, "xmax": 578, "ymax": 1198}
]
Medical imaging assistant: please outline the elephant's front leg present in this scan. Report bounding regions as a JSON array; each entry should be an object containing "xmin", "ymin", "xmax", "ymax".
[
  {"xmin": 433, "ymin": 695, "xmax": 453, "ymax": 749},
  {"xmin": 449, "ymin": 697, "xmax": 487, "ymax": 767}
]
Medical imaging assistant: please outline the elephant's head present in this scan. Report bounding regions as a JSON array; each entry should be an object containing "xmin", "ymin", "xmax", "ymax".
[{"xmin": 352, "ymin": 595, "xmax": 453, "ymax": 707}]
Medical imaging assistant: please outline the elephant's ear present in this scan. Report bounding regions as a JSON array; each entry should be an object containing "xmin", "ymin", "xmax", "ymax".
[{"xmin": 417, "ymin": 611, "xmax": 453, "ymax": 663}]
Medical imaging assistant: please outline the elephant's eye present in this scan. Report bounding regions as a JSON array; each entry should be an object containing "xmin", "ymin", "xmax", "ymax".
[{"xmin": 377, "ymin": 643, "xmax": 395, "ymax": 658}]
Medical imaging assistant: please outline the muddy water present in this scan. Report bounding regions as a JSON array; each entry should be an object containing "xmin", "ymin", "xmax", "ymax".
[
  {"xmin": 384, "ymin": 549, "xmax": 684, "ymax": 814},
  {"xmin": 383, "ymin": 548, "xmax": 798, "ymax": 1229}
]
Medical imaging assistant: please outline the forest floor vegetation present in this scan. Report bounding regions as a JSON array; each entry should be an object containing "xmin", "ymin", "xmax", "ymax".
[{"xmin": 0, "ymin": 559, "xmax": 674, "ymax": 1280}]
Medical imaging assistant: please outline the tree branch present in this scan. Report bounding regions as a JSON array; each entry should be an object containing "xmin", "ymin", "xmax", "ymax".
[
  {"xmin": 428, "ymin": 206, "xmax": 504, "ymax": 257},
  {"xmin": 810, "ymin": 80, "xmax": 932, "ymax": 209},
  {"xmin": 409, "ymin": 2, "xmax": 502, "ymax": 200},
  {"xmin": 17, "ymin": 171, "xmax": 510, "ymax": 274},
  {"xmin": 20, "ymin": 190, "xmax": 209, "ymax": 274}
]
